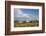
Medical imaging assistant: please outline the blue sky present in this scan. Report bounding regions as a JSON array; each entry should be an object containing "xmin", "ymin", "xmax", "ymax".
[
  {"xmin": 14, "ymin": 8, "xmax": 39, "ymax": 21},
  {"xmin": 20, "ymin": 9, "xmax": 39, "ymax": 16}
]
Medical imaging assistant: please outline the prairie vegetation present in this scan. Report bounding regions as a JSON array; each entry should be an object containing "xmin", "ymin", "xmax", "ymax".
[{"xmin": 14, "ymin": 20, "xmax": 39, "ymax": 27}]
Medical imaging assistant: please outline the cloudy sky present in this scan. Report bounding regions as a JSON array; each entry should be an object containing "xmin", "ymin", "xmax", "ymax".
[{"xmin": 14, "ymin": 8, "xmax": 39, "ymax": 21}]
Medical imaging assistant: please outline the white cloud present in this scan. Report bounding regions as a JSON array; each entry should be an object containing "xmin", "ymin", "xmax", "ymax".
[
  {"xmin": 16, "ymin": 9, "xmax": 23, "ymax": 14},
  {"xmin": 22, "ymin": 14, "xmax": 29, "ymax": 17},
  {"xmin": 14, "ymin": 8, "xmax": 29, "ymax": 17},
  {"xmin": 15, "ymin": 8, "xmax": 23, "ymax": 14}
]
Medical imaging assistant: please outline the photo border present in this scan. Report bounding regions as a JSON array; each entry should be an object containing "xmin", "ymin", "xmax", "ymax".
[
  {"xmin": 5, "ymin": 1, "xmax": 45, "ymax": 35},
  {"xmin": 11, "ymin": 5, "xmax": 42, "ymax": 31}
]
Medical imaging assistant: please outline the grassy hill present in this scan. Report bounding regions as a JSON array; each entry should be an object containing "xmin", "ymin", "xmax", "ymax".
[{"xmin": 14, "ymin": 20, "xmax": 39, "ymax": 27}]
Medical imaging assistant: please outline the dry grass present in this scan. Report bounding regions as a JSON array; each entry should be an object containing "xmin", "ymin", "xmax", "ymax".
[{"xmin": 14, "ymin": 21, "xmax": 39, "ymax": 27}]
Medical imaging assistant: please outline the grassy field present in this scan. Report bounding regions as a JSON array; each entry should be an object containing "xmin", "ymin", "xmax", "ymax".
[{"xmin": 14, "ymin": 21, "xmax": 39, "ymax": 27}]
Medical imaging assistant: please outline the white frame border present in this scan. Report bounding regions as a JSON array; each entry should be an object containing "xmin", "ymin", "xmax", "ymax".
[{"xmin": 11, "ymin": 5, "xmax": 42, "ymax": 31}]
